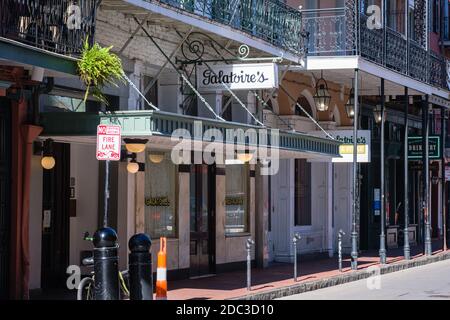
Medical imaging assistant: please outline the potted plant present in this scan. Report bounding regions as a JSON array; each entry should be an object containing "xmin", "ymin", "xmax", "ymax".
[{"xmin": 77, "ymin": 38, "xmax": 125, "ymax": 105}]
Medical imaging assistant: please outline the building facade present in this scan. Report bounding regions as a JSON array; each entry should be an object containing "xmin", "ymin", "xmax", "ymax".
[{"xmin": 1, "ymin": 0, "xmax": 450, "ymax": 299}]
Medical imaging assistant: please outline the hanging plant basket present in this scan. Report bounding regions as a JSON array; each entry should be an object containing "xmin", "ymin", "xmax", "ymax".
[{"xmin": 77, "ymin": 38, "xmax": 125, "ymax": 105}]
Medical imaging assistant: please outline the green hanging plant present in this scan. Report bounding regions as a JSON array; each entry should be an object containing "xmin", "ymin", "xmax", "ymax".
[{"xmin": 77, "ymin": 38, "xmax": 125, "ymax": 106}]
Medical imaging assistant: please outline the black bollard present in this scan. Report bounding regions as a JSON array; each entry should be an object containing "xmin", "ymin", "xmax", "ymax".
[
  {"xmin": 128, "ymin": 233, "xmax": 153, "ymax": 300},
  {"xmin": 93, "ymin": 227, "xmax": 120, "ymax": 300}
]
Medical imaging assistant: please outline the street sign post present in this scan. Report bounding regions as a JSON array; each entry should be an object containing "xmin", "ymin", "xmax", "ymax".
[
  {"xmin": 96, "ymin": 124, "xmax": 121, "ymax": 161},
  {"xmin": 96, "ymin": 124, "xmax": 121, "ymax": 227}
]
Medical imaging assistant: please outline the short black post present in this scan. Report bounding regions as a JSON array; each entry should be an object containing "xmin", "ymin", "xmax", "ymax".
[
  {"xmin": 93, "ymin": 227, "xmax": 120, "ymax": 300},
  {"xmin": 128, "ymin": 233, "xmax": 153, "ymax": 300}
]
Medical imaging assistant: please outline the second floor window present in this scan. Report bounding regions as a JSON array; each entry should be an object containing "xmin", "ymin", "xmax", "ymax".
[
  {"xmin": 431, "ymin": 0, "xmax": 440, "ymax": 33},
  {"xmin": 142, "ymin": 75, "xmax": 158, "ymax": 110},
  {"xmin": 387, "ymin": 0, "xmax": 406, "ymax": 35}
]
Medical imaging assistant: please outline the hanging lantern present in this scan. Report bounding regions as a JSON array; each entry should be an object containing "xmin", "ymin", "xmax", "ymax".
[
  {"xmin": 373, "ymin": 105, "xmax": 382, "ymax": 124},
  {"xmin": 313, "ymin": 71, "xmax": 331, "ymax": 112},
  {"xmin": 345, "ymin": 87, "xmax": 355, "ymax": 119}
]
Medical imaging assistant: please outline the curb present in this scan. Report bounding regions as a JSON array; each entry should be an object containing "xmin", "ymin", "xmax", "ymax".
[{"xmin": 230, "ymin": 251, "xmax": 450, "ymax": 300}]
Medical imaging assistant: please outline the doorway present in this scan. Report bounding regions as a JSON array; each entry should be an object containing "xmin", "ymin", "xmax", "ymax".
[
  {"xmin": 41, "ymin": 142, "xmax": 71, "ymax": 289},
  {"xmin": 189, "ymin": 164, "xmax": 215, "ymax": 278},
  {"xmin": 0, "ymin": 98, "xmax": 11, "ymax": 299}
]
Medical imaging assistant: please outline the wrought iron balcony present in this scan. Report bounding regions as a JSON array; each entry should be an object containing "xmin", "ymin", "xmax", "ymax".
[
  {"xmin": 151, "ymin": 0, "xmax": 304, "ymax": 54},
  {"xmin": 302, "ymin": 2, "xmax": 449, "ymax": 91},
  {"xmin": 0, "ymin": 0, "xmax": 99, "ymax": 56}
]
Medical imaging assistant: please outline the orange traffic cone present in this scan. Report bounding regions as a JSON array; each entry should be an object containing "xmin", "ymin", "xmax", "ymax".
[{"xmin": 156, "ymin": 237, "xmax": 167, "ymax": 300}]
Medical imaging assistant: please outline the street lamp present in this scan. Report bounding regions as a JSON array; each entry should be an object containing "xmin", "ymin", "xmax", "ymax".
[
  {"xmin": 313, "ymin": 71, "xmax": 331, "ymax": 112},
  {"xmin": 148, "ymin": 152, "xmax": 165, "ymax": 164},
  {"xmin": 236, "ymin": 149, "xmax": 254, "ymax": 163},
  {"xmin": 124, "ymin": 138, "xmax": 148, "ymax": 153},
  {"xmin": 122, "ymin": 151, "xmax": 144, "ymax": 174},
  {"xmin": 127, "ymin": 160, "xmax": 140, "ymax": 174}
]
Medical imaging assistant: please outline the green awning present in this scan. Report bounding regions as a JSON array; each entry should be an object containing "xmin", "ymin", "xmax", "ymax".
[
  {"xmin": 39, "ymin": 110, "xmax": 341, "ymax": 158},
  {"xmin": 0, "ymin": 37, "xmax": 78, "ymax": 75}
]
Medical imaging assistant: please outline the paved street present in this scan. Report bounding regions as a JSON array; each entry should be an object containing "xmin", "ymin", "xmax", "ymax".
[{"xmin": 280, "ymin": 259, "xmax": 450, "ymax": 300}]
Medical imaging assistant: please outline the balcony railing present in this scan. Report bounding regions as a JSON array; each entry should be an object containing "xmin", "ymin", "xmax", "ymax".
[
  {"xmin": 0, "ymin": 0, "xmax": 99, "ymax": 55},
  {"xmin": 151, "ymin": 0, "xmax": 304, "ymax": 54},
  {"xmin": 302, "ymin": 5, "xmax": 449, "ymax": 91}
]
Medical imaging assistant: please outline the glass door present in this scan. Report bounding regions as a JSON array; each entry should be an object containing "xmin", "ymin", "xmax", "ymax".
[{"xmin": 189, "ymin": 164, "xmax": 215, "ymax": 277}]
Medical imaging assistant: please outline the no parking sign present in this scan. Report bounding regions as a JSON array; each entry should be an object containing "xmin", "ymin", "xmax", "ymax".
[{"xmin": 96, "ymin": 124, "xmax": 121, "ymax": 161}]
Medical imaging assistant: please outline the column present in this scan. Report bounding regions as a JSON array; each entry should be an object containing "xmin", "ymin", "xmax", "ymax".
[
  {"xmin": 379, "ymin": 78, "xmax": 387, "ymax": 263},
  {"xmin": 403, "ymin": 87, "xmax": 410, "ymax": 260},
  {"xmin": 351, "ymin": 69, "xmax": 359, "ymax": 270},
  {"xmin": 255, "ymin": 162, "xmax": 269, "ymax": 267},
  {"xmin": 424, "ymin": 96, "xmax": 432, "ymax": 255}
]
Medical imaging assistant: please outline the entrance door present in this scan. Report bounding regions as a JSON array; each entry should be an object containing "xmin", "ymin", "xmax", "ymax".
[
  {"xmin": 267, "ymin": 174, "xmax": 274, "ymax": 262},
  {"xmin": 333, "ymin": 163, "xmax": 351, "ymax": 252},
  {"xmin": 41, "ymin": 143, "xmax": 71, "ymax": 289},
  {"xmin": 189, "ymin": 164, "xmax": 215, "ymax": 277},
  {"xmin": 431, "ymin": 171, "xmax": 439, "ymax": 238},
  {"xmin": 272, "ymin": 159, "xmax": 291, "ymax": 262},
  {"xmin": 0, "ymin": 98, "xmax": 11, "ymax": 299}
]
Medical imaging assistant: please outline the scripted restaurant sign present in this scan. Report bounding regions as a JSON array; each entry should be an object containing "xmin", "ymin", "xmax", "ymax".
[
  {"xmin": 308, "ymin": 130, "xmax": 371, "ymax": 163},
  {"xmin": 196, "ymin": 63, "xmax": 279, "ymax": 91}
]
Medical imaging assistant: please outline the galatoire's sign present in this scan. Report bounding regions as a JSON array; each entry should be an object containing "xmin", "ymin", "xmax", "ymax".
[
  {"xmin": 196, "ymin": 63, "xmax": 279, "ymax": 91},
  {"xmin": 96, "ymin": 124, "xmax": 121, "ymax": 161}
]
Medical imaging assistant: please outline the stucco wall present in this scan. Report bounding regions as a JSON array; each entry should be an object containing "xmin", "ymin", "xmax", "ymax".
[{"xmin": 69, "ymin": 144, "xmax": 99, "ymax": 273}]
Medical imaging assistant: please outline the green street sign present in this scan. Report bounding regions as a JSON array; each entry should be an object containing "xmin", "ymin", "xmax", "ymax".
[{"xmin": 407, "ymin": 136, "xmax": 441, "ymax": 159}]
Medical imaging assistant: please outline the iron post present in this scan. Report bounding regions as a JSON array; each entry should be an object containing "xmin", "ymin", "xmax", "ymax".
[
  {"xmin": 246, "ymin": 238, "xmax": 254, "ymax": 291},
  {"xmin": 351, "ymin": 69, "xmax": 359, "ymax": 270},
  {"xmin": 403, "ymin": 87, "xmax": 410, "ymax": 260},
  {"xmin": 292, "ymin": 233, "xmax": 301, "ymax": 281},
  {"xmin": 424, "ymin": 96, "xmax": 432, "ymax": 256},
  {"xmin": 93, "ymin": 227, "xmax": 120, "ymax": 300},
  {"xmin": 442, "ymin": 108, "xmax": 448, "ymax": 251},
  {"xmin": 338, "ymin": 229, "xmax": 345, "ymax": 272},
  {"xmin": 128, "ymin": 233, "xmax": 153, "ymax": 300},
  {"xmin": 379, "ymin": 78, "xmax": 387, "ymax": 264}
]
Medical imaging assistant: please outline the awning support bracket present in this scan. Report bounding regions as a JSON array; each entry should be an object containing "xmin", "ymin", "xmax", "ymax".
[{"xmin": 133, "ymin": 16, "xmax": 225, "ymax": 121}]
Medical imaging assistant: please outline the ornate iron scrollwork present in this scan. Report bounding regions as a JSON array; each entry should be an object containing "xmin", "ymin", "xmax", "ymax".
[
  {"xmin": 154, "ymin": 0, "xmax": 304, "ymax": 55},
  {"xmin": 177, "ymin": 31, "xmax": 284, "ymax": 64},
  {"xmin": 414, "ymin": 0, "xmax": 427, "ymax": 48}
]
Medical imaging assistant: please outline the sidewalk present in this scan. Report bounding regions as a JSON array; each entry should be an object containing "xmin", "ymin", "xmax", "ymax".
[{"xmin": 167, "ymin": 241, "xmax": 449, "ymax": 300}]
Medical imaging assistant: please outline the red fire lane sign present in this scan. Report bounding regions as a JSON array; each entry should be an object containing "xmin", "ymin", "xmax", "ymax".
[{"xmin": 96, "ymin": 124, "xmax": 121, "ymax": 161}]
